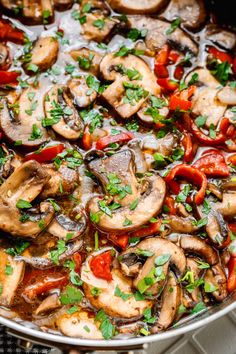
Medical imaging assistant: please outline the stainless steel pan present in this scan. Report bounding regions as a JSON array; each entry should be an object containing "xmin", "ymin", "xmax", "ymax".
[{"xmin": 1, "ymin": 1, "xmax": 236, "ymax": 353}]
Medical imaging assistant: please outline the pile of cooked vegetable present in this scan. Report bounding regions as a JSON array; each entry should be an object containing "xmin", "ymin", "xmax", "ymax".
[{"xmin": 0, "ymin": 0, "xmax": 236, "ymax": 340}]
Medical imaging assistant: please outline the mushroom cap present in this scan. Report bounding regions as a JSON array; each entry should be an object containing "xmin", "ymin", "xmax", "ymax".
[{"xmin": 107, "ymin": 0, "xmax": 167, "ymax": 14}]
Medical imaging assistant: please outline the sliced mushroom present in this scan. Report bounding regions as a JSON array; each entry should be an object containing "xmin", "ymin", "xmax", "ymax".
[
  {"xmin": 70, "ymin": 48, "xmax": 102, "ymax": 76},
  {"xmin": 185, "ymin": 257, "xmax": 202, "ymax": 303},
  {"xmin": 168, "ymin": 234, "xmax": 218, "ymax": 265},
  {"xmin": 22, "ymin": 0, "xmax": 53, "ymax": 24},
  {"xmin": 25, "ymin": 36, "xmax": 59, "ymax": 73},
  {"xmin": 215, "ymin": 193, "xmax": 236, "ymax": 218},
  {"xmin": 0, "ymin": 89, "xmax": 48, "ymax": 147},
  {"xmin": 47, "ymin": 211, "xmax": 86, "ymax": 242},
  {"xmin": 162, "ymin": 0, "xmax": 206, "ymax": 30},
  {"xmin": 57, "ymin": 311, "xmax": 103, "ymax": 339},
  {"xmin": 128, "ymin": 16, "xmax": 198, "ymax": 54},
  {"xmin": 100, "ymin": 53, "xmax": 160, "ymax": 118},
  {"xmin": 87, "ymin": 150, "xmax": 166, "ymax": 232},
  {"xmin": 107, "ymin": 0, "xmax": 167, "ymax": 14},
  {"xmin": 152, "ymin": 272, "xmax": 181, "ymax": 331},
  {"xmin": 35, "ymin": 293, "xmax": 61, "ymax": 315},
  {"xmin": 18, "ymin": 239, "xmax": 83, "ymax": 268},
  {"xmin": 167, "ymin": 215, "xmax": 198, "ymax": 234},
  {"xmin": 0, "ymin": 248, "xmax": 25, "ymax": 307},
  {"xmin": 54, "ymin": 0, "xmax": 73, "ymax": 10},
  {"xmin": 40, "ymin": 163, "xmax": 80, "ymax": 199},
  {"xmin": 142, "ymin": 133, "xmax": 177, "ymax": 157},
  {"xmin": 120, "ymin": 237, "xmax": 186, "ymax": 296},
  {"xmin": 68, "ymin": 78, "xmax": 97, "ymax": 108},
  {"xmin": 87, "ymin": 149, "xmax": 140, "ymax": 207},
  {"xmin": 0, "ymin": 160, "xmax": 54, "ymax": 238},
  {"xmin": 186, "ymin": 68, "xmax": 227, "ymax": 127},
  {"xmin": 0, "ymin": 144, "xmax": 14, "ymax": 182},
  {"xmin": 204, "ymin": 263, "xmax": 227, "ymax": 301},
  {"xmin": 81, "ymin": 13, "xmax": 118, "ymax": 43},
  {"xmin": 44, "ymin": 85, "xmax": 84, "ymax": 140},
  {"xmin": 217, "ymin": 85, "xmax": 236, "ymax": 105},
  {"xmin": 205, "ymin": 25, "xmax": 236, "ymax": 50},
  {"xmin": 128, "ymin": 139, "xmax": 147, "ymax": 174},
  {"xmin": 0, "ymin": 0, "xmax": 22, "ymax": 13},
  {"xmin": 81, "ymin": 254, "xmax": 152, "ymax": 318},
  {"xmin": 137, "ymin": 99, "xmax": 169, "ymax": 125}
]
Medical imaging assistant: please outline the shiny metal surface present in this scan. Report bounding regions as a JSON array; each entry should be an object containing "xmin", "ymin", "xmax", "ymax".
[{"xmin": 1, "ymin": 292, "xmax": 236, "ymax": 351}]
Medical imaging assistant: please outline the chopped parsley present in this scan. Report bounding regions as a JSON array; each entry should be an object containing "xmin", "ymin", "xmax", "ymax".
[
  {"xmin": 166, "ymin": 18, "xmax": 181, "ymax": 35},
  {"xmin": 114, "ymin": 285, "xmax": 133, "ymax": 301}
]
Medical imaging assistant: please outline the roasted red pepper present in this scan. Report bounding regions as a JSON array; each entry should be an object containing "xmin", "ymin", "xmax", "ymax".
[
  {"xmin": 163, "ymin": 196, "xmax": 176, "ymax": 215},
  {"xmin": 82, "ymin": 127, "xmax": 93, "ymax": 150},
  {"xmin": 157, "ymin": 78, "xmax": 178, "ymax": 92},
  {"xmin": 96, "ymin": 132, "xmax": 134, "ymax": 150},
  {"xmin": 168, "ymin": 50, "xmax": 180, "ymax": 64},
  {"xmin": 109, "ymin": 234, "xmax": 129, "ymax": 250},
  {"xmin": 174, "ymin": 65, "xmax": 184, "ymax": 80},
  {"xmin": 72, "ymin": 252, "xmax": 82, "ymax": 272},
  {"xmin": 0, "ymin": 19, "xmax": 25, "ymax": 44},
  {"xmin": 182, "ymin": 132, "xmax": 194, "ymax": 162},
  {"xmin": 0, "ymin": 71, "xmax": 19, "ymax": 85},
  {"xmin": 208, "ymin": 46, "xmax": 233, "ymax": 64},
  {"xmin": 165, "ymin": 164, "xmax": 207, "ymax": 205},
  {"xmin": 191, "ymin": 120, "xmax": 227, "ymax": 146},
  {"xmin": 155, "ymin": 45, "xmax": 169, "ymax": 65},
  {"xmin": 227, "ymin": 154, "xmax": 236, "ymax": 165},
  {"xmin": 154, "ymin": 64, "xmax": 169, "ymax": 78},
  {"xmin": 128, "ymin": 221, "xmax": 161, "ymax": 239},
  {"xmin": 227, "ymin": 257, "xmax": 236, "ymax": 292},
  {"xmin": 24, "ymin": 144, "xmax": 65, "ymax": 163},
  {"xmin": 193, "ymin": 151, "xmax": 229, "ymax": 177},
  {"xmin": 169, "ymin": 86, "xmax": 195, "ymax": 111},
  {"xmin": 90, "ymin": 250, "xmax": 113, "ymax": 281}
]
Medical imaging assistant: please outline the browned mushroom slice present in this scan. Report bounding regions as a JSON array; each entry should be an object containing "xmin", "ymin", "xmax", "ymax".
[
  {"xmin": 87, "ymin": 149, "xmax": 141, "ymax": 207},
  {"xmin": 0, "ymin": 0, "xmax": 22, "ymax": 12},
  {"xmin": 128, "ymin": 139, "xmax": 147, "ymax": 174},
  {"xmin": 217, "ymin": 85, "xmax": 236, "ymax": 105},
  {"xmin": 35, "ymin": 293, "xmax": 61, "ymax": 315},
  {"xmin": 142, "ymin": 133, "xmax": 177, "ymax": 157},
  {"xmin": 169, "ymin": 234, "xmax": 218, "ymax": 265},
  {"xmin": 81, "ymin": 14, "xmax": 118, "ymax": 43},
  {"xmin": 87, "ymin": 149, "xmax": 166, "ymax": 232},
  {"xmin": 81, "ymin": 251, "xmax": 152, "ymax": 318},
  {"xmin": 205, "ymin": 25, "xmax": 236, "ymax": 50},
  {"xmin": 25, "ymin": 36, "xmax": 58, "ymax": 73},
  {"xmin": 22, "ymin": 0, "xmax": 54, "ymax": 25},
  {"xmin": 0, "ymin": 144, "xmax": 14, "ymax": 182},
  {"xmin": 0, "ymin": 43, "xmax": 10, "ymax": 70},
  {"xmin": 137, "ymin": 98, "xmax": 169, "ymax": 125},
  {"xmin": 54, "ymin": 0, "xmax": 73, "ymax": 11},
  {"xmin": 70, "ymin": 48, "xmax": 102, "ymax": 76},
  {"xmin": 0, "ymin": 160, "xmax": 54, "ymax": 238},
  {"xmin": 153, "ymin": 272, "xmax": 181, "ymax": 331},
  {"xmin": 40, "ymin": 163, "xmax": 80, "ymax": 199},
  {"xmin": 0, "ymin": 248, "xmax": 25, "ymax": 307},
  {"xmin": 204, "ymin": 263, "xmax": 227, "ymax": 301},
  {"xmin": 0, "ymin": 88, "xmax": 48, "ymax": 147},
  {"xmin": 47, "ymin": 212, "xmax": 87, "ymax": 242},
  {"xmin": 186, "ymin": 68, "xmax": 227, "ymax": 127},
  {"xmin": 167, "ymin": 215, "xmax": 198, "ymax": 234},
  {"xmin": 100, "ymin": 53, "xmax": 160, "ymax": 118},
  {"xmin": 128, "ymin": 16, "xmax": 198, "ymax": 55},
  {"xmin": 120, "ymin": 237, "xmax": 186, "ymax": 296},
  {"xmin": 215, "ymin": 192, "xmax": 236, "ymax": 218},
  {"xmin": 107, "ymin": 0, "xmax": 167, "ymax": 14},
  {"xmin": 162, "ymin": 0, "xmax": 206, "ymax": 30},
  {"xmin": 57, "ymin": 311, "xmax": 103, "ymax": 339},
  {"xmin": 68, "ymin": 78, "xmax": 97, "ymax": 108},
  {"xmin": 44, "ymin": 85, "xmax": 84, "ymax": 140},
  {"xmin": 185, "ymin": 258, "xmax": 202, "ymax": 304}
]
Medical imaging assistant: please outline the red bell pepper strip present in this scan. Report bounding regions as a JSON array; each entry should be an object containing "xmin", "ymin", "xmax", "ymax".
[
  {"xmin": 163, "ymin": 196, "xmax": 176, "ymax": 215},
  {"xmin": 82, "ymin": 127, "xmax": 93, "ymax": 150},
  {"xmin": 90, "ymin": 250, "xmax": 113, "ymax": 281},
  {"xmin": 168, "ymin": 50, "xmax": 180, "ymax": 64},
  {"xmin": 109, "ymin": 234, "xmax": 129, "ymax": 250},
  {"xmin": 182, "ymin": 132, "xmax": 194, "ymax": 162},
  {"xmin": 157, "ymin": 78, "xmax": 179, "ymax": 92},
  {"xmin": 169, "ymin": 86, "xmax": 195, "ymax": 111},
  {"xmin": 0, "ymin": 71, "xmax": 19, "ymax": 85},
  {"xmin": 193, "ymin": 152, "xmax": 229, "ymax": 177},
  {"xmin": 174, "ymin": 65, "xmax": 184, "ymax": 80},
  {"xmin": 165, "ymin": 164, "xmax": 207, "ymax": 205},
  {"xmin": 128, "ymin": 220, "xmax": 161, "ymax": 239},
  {"xmin": 208, "ymin": 46, "xmax": 233, "ymax": 64},
  {"xmin": 191, "ymin": 120, "xmax": 227, "ymax": 146},
  {"xmin": 96, "ymin": 132, "xmax": 134, "ymax": 150},
  {"xmin": 22, "ymin": 274, "xmax": 68, "ymax": 300},
  {"xmin": 24, "ymin": 144, "xmax": 65, "ymax": 163},
  {"xmin": 233, "ymin": 57, "xmax": 236, "ymax": 76},
  {"xmin": 72, "ymin": 252, "xmax": 82, "ymax": 272},
  {"xmin": 154, "ymin": 64, "xmax": 169, "ymax": 78},
  {"xmin": 155, "ymin": 45, "xmax": 169, "ymax": 65},
  {"xmin": 0, "ymin": 19, "xmax": 25, "ymax": 44},
  {"xmin": 227, "ymin": 257, "xmax": 236, "ymax": 292}
]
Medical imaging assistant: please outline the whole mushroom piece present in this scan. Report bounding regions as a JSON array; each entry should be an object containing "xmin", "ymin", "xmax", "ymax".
[{"xmin": 107, "ymin": 0, "xmax": 167, "ymax": 14}]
